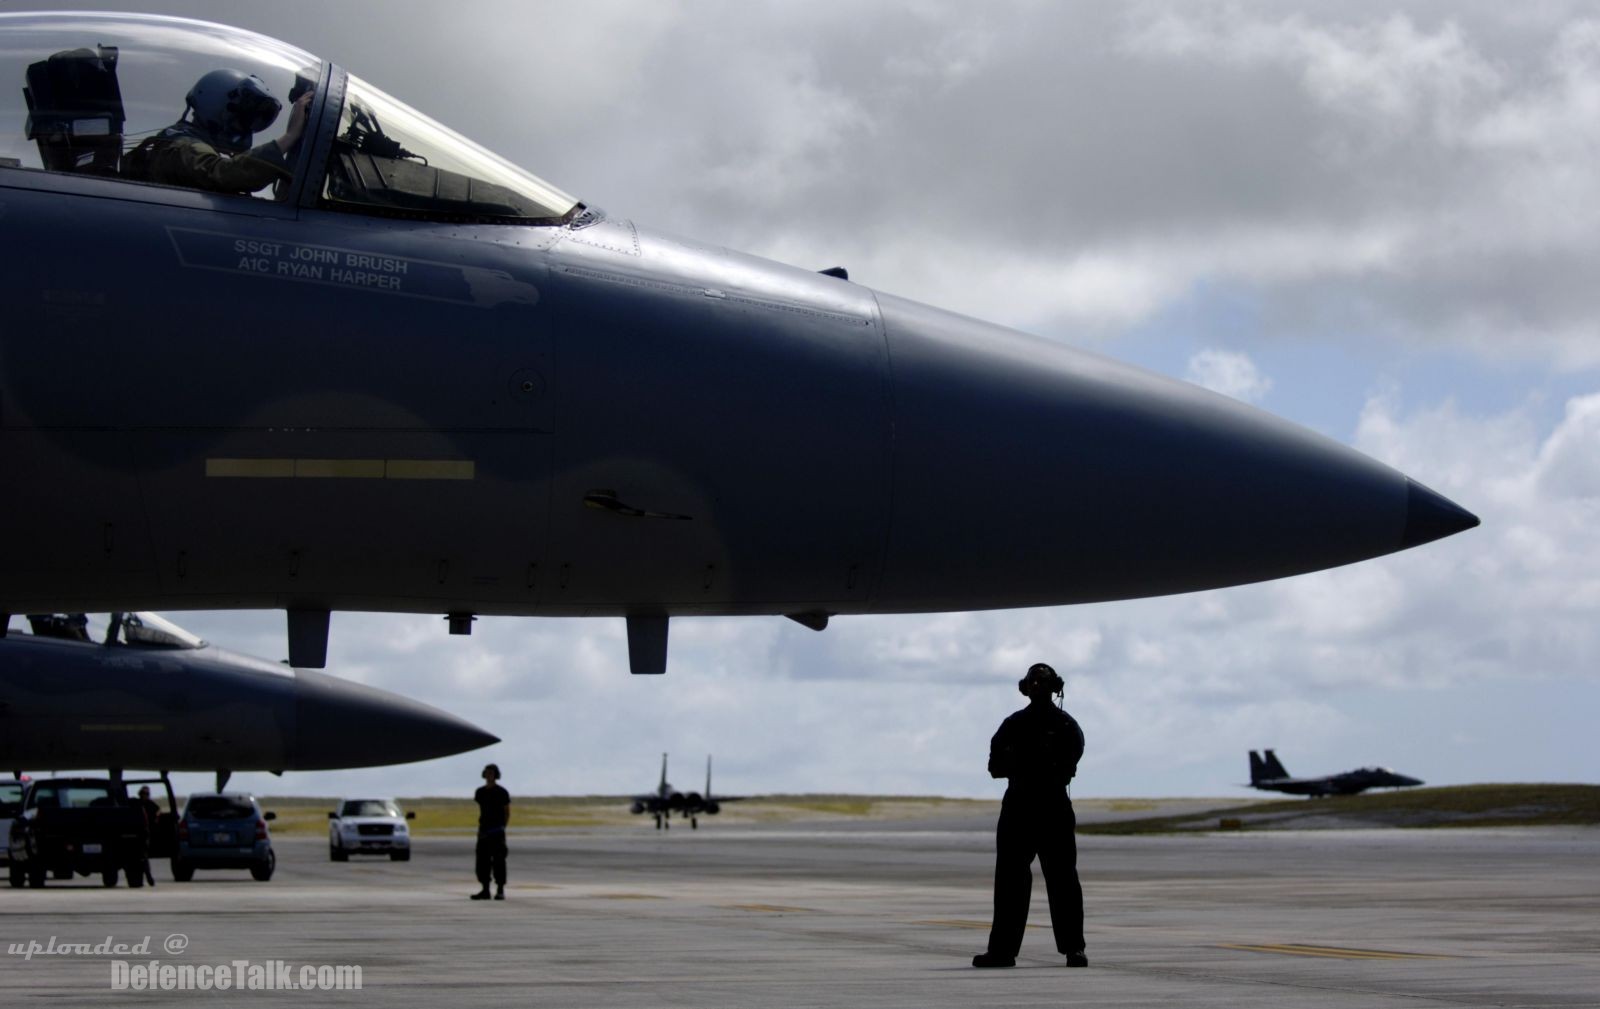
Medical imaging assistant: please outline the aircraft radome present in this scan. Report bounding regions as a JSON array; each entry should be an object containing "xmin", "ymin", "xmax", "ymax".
[
  {"xmin": 0, "ymin": 612, "xmax": 498, "ymax": 780},
  {"xmin": 0, "ymin": 13, "xmax": 1479, "ymax": 673}
]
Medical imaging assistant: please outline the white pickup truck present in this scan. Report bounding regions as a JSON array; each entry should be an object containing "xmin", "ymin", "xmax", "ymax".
[{"xmin": 328, "ymin": 798, "xmax": 413, "ymax": 862}]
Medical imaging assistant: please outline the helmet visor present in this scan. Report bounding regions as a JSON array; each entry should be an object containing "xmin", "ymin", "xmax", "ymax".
[{"xmin": 228, "ymin": 81, "xmax": 281, "ymax": 135}]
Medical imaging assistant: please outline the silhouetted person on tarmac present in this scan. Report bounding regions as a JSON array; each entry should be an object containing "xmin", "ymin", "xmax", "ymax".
[
  {"xmin": 135, "ymin": 786, "xmax": 161, "ymax": 886},
  {"xmin": 973, "ymin": 662, "xmax": 1087, "ymax": 969},
  {"xmin": 471, "ymin": 763, "xmax": 510, "ymax": 901}
]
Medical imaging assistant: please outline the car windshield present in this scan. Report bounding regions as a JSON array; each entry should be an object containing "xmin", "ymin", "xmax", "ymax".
[
  {"xmin": 0, "ymin": 781, "xmax": 24, "ymax": 814},
  {"xmin": 32, "ymin": 783, "xmax": 117, "ymax": 808},
  {"xmin": 0, "ymin": 12, "xmax": 323, "ymax": 199},
  {"xmin": 185, "ymin": 796, "xmax": 255, "ymax": 819},
  {"xmin": 321, "ymin": 73, "xmax": 577, "ymax": 224},
  {"xmin": 340, "ymin": 800, "xmax": 398, "ymax": 817}
]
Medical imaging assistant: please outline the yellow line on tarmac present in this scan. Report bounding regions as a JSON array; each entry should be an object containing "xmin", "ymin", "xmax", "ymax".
[
  {"xmin": 913, "ymin": 920, "xmax": 1042, "ymax": 931},
  {"xmin": 1220, "ymin": 943, "xmax": 1457, "ymax": 960}
]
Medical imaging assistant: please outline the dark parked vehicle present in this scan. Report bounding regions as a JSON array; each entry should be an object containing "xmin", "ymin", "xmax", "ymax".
[
  {"xmin": 172, "ymin": 793, "xmax": 276, "ymax": 882},
  {"xmin": 7, "ymin": 777, "xmax": 171, "ymax": 888},
  {"xmin": 0, "ymin": 778, "xmax": 25, "ymax": 867}
]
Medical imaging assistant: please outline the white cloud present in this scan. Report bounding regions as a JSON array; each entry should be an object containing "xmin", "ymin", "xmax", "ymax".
[{"xmin": 1185, "ymin": 349, "xmax": 1274, "ymax": 402}]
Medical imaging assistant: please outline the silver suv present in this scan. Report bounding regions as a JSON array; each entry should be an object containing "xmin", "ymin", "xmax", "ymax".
[{"xmin": 328, "ymin": 798, "xmax": 412, "ymax": 862}]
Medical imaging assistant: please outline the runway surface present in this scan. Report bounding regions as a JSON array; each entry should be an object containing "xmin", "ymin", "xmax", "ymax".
[{"xmin": 3, "ymin": 806, "xmax": 1596, "ymax": 1007}]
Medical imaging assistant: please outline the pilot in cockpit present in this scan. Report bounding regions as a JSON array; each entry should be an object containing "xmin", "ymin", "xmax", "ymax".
[{"xmin": 123, "ymin": 68, "xmax": 311, "ymax": 196}]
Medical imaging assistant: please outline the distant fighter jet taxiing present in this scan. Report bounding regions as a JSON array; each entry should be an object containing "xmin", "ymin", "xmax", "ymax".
[
  {"xmin": 1247, "ymin": 749, "xmax": 1423, "ymax": 798},
  {"xmin": 631, "ymin": 754, "xmax": 744, "ymax": 829},
  {"xmin": 0, "ymin": 612, "xmax": 497, "ymax": 791},
  {"xmin": 0, "ymin": 13, "xmax": 1480, "ymax": 675}
]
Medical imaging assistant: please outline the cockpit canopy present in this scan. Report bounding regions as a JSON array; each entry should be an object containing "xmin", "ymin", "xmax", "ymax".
[
  {"xmin": 15, "ymin": 611, "xmax": 207, "ymax": 649},
  {"xmin": 0, "ymin": 12, "xmax": 578, "ymax": 223}
]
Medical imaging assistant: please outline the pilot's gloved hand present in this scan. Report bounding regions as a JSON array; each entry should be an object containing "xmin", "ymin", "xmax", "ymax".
[{"xmin": 276, "ymin": 91, "xmax": 314, "ymax": 155}]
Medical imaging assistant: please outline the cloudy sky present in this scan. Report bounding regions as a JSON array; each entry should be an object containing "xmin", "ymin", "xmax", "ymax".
[{"xmin": 16, "ymin": 1, "xmax": 1600, "ymax": 800}]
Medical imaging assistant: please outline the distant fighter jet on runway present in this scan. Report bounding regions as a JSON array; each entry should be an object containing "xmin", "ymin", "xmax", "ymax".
[
  {"xmin": 0, "ymin": 13, "xmax": 1479, "ymax": 675},
  {"xmin": 1248, "ymin": 749, "xmax": 1423, "ymax": 797},
  {"xmin": 631, "ymin": 754, "xmax": 744, "ymax": 829}
]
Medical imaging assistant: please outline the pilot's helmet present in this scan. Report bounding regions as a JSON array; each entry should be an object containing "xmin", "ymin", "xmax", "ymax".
[
  {"xmin": 1019, "ymin": 662, "xmax": 1064, "ymax": 697},
  {"xmin": 186, "ymin": 69, "xmax": 282, "ymax": 153}
]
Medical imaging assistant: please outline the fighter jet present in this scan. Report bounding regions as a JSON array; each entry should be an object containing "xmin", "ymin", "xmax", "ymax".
[
  {"xmin": 0, "ymin": 612, "xmax": 497, "ymax": 788},
  {"xmin": 0, "ymin": 13, "xmax": 1479, "ymax": 674},
  {"xmin": 631, "ymin": 754, "xmax": 744, "ymax": 830},
  {"xmin": 1247, "ymin": 749, "xmax": 1423, "ymax": 798}
]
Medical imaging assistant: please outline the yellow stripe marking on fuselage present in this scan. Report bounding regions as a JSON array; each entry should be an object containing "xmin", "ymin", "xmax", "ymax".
[
  {"xmin": 206, "ymin": 458, "xmax": 475, "ymax": 480},
  {"xmin": 80, "ymin": 723, "xmax": 166, "ymax": 732}
]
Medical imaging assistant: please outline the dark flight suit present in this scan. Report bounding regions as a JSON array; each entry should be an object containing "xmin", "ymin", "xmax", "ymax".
[
  {"xmin": 984, "ymin": 700, "xmax": 1086, "ymax": 958},
  {"xmin": 474, "ymin": 783, "xmax": 510, "ymax": 889},
  {"xmin": 136, "ymin": 796, "xmax": 162, "ymax": 885},
  {"xmin": 129, "ymin": 126, "xmax": 289, "ymax": 195}
]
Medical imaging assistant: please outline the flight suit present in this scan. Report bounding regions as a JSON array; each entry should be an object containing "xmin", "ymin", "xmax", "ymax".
[
  {"xmin": 474, "ymin": 783, "xmax": 510, "ymax": 890},
  {"xmin": 984, "ymin": 700, "xmax": 1086, "ymax": 958},
  {"xmin": 129, "ymin": 126, "xmax": 289, "ymax": 195}
]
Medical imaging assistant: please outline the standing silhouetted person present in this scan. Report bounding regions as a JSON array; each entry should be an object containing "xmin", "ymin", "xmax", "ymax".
[
  {"xmin": 973, "ymin": 662, "xmax": 1087, "ymax": 968},
  {"xmin": 135, "ymin": 786, "xmax": 161, "ymax": 886},
  {"xmin": 471, "ymin": 763, "xmax": 510, "ymax": 901}
]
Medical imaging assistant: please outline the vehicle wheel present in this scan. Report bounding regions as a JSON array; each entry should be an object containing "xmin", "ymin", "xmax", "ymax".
[
  {"xmin": 28, "ymin": 867, "xmax": 46, "ymax": 888},
  {"xmin": 389, "ymin": 850, "xmax": 409, "ymax": 862},
  {"xmin": 8, "ymin": 863, "xmax": 23, "ymax": 888},
  {"xmin": 102, "ymin": 868, "xmax": 119, "ymax": 887},
  {"xmin": 170, "ymin": 859, "xmax": 194, "ymax": 883},
  {"xmin": 125, "ymin": 863, "xmax": 145, "ymax": 888},
  {"xmin": 250, "ymin": 850, "xmax": 275, "ymax": 882},
  {"xmin": 330, "ymin": 843, "xmax": 348, "ymax": 863}
]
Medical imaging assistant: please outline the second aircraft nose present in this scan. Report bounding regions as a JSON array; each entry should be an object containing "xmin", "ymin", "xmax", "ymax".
[{"xmin": 292, "ymin": 669, "xmax": 499, "ymax": 770}]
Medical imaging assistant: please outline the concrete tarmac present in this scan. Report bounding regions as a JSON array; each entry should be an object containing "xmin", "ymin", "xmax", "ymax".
[{"xmin": 2, "ymin": 806, "xmax": 1596, "ymax": 1007}]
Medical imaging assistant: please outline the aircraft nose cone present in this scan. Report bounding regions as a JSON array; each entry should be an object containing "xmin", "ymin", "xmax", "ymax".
[
  {"xmin": 1400, "ymin": 479, "xmax": 1480, "ymax": 550},
  {"xmin": 873, "ymin": 293, "xmax": 1479, "ymax": 608},
  {"xmin": 291, "ymin": 669, "xmax": 499, "ymax": 770}
]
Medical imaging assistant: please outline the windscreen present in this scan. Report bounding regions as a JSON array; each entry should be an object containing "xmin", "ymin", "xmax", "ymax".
[
  {"xmin": 32, "ymin": 783, "xmax": 117, "ymax": 809},
  {"xmin": 185, "ymin": 796, "xmax": 255, "ymax": 819},
  {"xmin": 341, "ymin": 800, "xmax": 397, "ymax": 817},
  {"xmin": 322, "ymin": 74, "xmax": 577, "ymax": 224}
]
